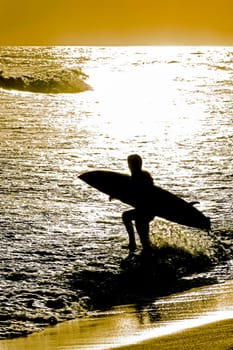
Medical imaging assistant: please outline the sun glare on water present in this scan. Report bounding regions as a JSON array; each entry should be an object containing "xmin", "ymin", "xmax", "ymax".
[
  {"xmin": 47, "ymin": 46, "xmax": 214, "ymax": 150},
  {"xmin": 47, "ymin": 46, "xmax": 223, "ymax": 178},
  {"xmin": 88, "ymin": 47, "xmax": 208, "ymax": 144}
]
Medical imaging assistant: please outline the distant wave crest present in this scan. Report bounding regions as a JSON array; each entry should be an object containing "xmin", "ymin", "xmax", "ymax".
[{"xmin": 0, "ymin": 68, "xmax": 92, "ymax": 93}]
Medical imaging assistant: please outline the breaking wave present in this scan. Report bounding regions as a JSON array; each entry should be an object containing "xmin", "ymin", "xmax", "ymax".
[
  {"xmin": 0, "ymin": 68, "xmax": 92, "ymax": 94},
  {"xmin": 71, "ymin": 228, "xmax": 233, "ymax": 309}
]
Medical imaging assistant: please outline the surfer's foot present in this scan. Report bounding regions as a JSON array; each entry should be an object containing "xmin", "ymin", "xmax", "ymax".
[
  {"xmin": 122, "ymin": 243, "xmax": 137, "ymax": 252},
  {"xmin": 142, "ymin": 245, "xmax": 154, "ymax": 255}
]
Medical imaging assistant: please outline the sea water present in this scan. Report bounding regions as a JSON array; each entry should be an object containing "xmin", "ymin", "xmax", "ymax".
[{"xmin": 0, "ymin": 46, "xmax": 232, "ymax": 339}]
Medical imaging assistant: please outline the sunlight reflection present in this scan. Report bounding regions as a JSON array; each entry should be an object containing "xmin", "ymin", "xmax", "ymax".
[
  {"xmin": 49, "ymin": 46, "xmax": 211, "ymax": 146},
  {"xmin": 115, "ymin": 311, "xmax": 233, "ymax": 349},
  {"xmin": 90, "ymin": 63, "xmax": 206, "ymax": 143},
  {"xmin": 81, "ymin": 47, "xmax": 209, "ymax": 144}
]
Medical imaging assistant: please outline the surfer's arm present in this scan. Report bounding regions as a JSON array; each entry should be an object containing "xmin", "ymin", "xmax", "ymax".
[{"xmin": 142, "ymin": 171, "xmax": 154, "ymax": 186}]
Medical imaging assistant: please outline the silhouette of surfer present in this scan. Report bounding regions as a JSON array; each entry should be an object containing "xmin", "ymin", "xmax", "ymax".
[
  {"xmin": 79, "ymin": 155, "xmax": 211, "ymax": 253},
  {"xmin": 121, "ymin": 154, "xmax": 155, "ymax": 252}
]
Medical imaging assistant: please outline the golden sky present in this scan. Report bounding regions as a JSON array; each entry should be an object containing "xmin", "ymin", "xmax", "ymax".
[{"xmin": 1, "ymin": 0, "xmax": 233, "ymax": 45}]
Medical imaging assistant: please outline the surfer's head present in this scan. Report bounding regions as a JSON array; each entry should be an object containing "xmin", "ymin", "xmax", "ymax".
[{"xmin": 127, "ymin": 154, "xmax": 142, "ymax": 173}]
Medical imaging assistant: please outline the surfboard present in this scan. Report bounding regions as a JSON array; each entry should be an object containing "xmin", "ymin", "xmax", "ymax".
[{"xmin": 79, "ymin": 170, "xmax": 211, "ymax": 231}]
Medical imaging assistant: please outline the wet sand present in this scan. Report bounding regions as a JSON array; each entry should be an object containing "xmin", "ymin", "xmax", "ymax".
[
  {"xmin": 116, "ymin": 318, "xmax": 233, "ymax": 350},
  {"xmin": 0, "ymin": 279, "xmax": 233, "ymax": 350}
]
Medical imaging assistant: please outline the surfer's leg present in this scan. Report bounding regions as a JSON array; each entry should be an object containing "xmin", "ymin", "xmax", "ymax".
[
  {"xmin": 122, "ymin": 210, "xmax": 137, "ymax": 251},
  {"xmin": 135, "ymin": 213, "xmax": 152, "ymax": 253}
]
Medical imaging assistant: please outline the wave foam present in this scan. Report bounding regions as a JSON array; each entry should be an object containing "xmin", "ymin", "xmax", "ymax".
[{"xmin": 0, "ymin": 68, "xmax": 92, "ymax": 94}]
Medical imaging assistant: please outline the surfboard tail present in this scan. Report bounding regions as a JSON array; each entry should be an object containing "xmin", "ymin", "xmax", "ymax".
[
  {"xmin": 193, "ymin": 214, "xmax": 211, "ymax": 232},
  {"xmin": 203, "ymin": 216, "xmax": 211, "ymax": 232}
]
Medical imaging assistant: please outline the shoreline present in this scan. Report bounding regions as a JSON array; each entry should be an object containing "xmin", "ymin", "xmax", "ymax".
[
  {"xmin": 0, "ymin": 312, "xmax": 233, "ymax": 350},
  {"xmin": 0, "ymin": 279, "xmax": 233, "ymax": 350},
  {"xmin": 115, "ymin": 318, "xmax": 233, "ymax": 350}
]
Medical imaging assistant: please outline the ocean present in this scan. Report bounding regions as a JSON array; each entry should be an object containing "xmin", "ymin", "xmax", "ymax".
[{"xmin": 0, "ymin": 46, "xmax": 232, "ymax": 339}]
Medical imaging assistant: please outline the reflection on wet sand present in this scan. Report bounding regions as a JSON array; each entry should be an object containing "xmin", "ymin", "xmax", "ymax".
[{"xmin": 0, "ymin": 279, "xmax": 233, "ymax": 350}]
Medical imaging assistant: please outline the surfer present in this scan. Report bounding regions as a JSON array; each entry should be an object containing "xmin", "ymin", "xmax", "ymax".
[
  {"xmin": 79, "ymin": 156, "xmax": 211, "ymax": 254},
  {"xmin": 121, "ymin": 154, "xmax": 155, "ymax": 253}
]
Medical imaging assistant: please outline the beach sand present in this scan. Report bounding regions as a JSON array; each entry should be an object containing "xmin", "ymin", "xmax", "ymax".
[
  {"xmin": 116, "ymin": 318, "xmax": 233, "ymax": 350},
  {"xmin": 0, "ymin": 279, "xmax": 233, "ymax": 350},
  {"xmin": 0, "ymin": 313, "xmax": 232, "ymax": 350}
]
